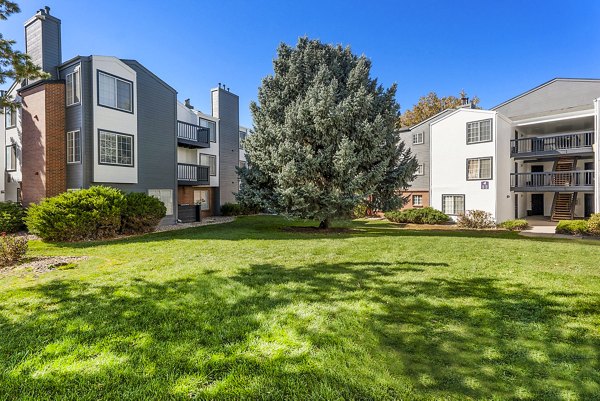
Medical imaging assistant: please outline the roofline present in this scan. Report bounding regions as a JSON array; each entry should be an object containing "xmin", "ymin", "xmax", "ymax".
[
  {"xmin": 121, "ymin": 59, "xmax": 177, "ymax": 94},
  {"xmin": 491, "ymin": 78, "xmax": 600, "ymax": 111},
  {"xmin": 408, "ymin": 107, "xmax": 456, "ymax": 129},
  {"xmin": 430, "ymin": 108, "xmax": 496, "ymax": 127}
]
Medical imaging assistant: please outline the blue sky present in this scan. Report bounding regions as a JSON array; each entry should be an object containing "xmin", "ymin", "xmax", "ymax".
[{"xmin": 3, "ymin": 1, "xmax": 599, "ymax": 127}]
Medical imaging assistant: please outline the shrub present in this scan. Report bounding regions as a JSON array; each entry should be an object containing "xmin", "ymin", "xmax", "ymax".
[
  {"xmin": 498, "ymin": 219, "xmax": 529, "ymax": 231},
  {"xmin": 352, "ymin": 202, "xmax": 368, "ymax": 219},
  {"xmin": 26, "ymin": 186, "xmax": 125, "ymax": 242},
  {"xmin": 221, "ymin": 202, "xmax": 243, "ymax": 216},
  {"xmin": 385, "ymin": 207, "xmax": 449, "ymax": 225},
  {"xmin": 0, "ymin": 201, "xmax": 26, "ymax": 233},
  {"xmin": 587, "ymin": 214, "xmax": 600, "ymax": 236},
  {"xmin": 457, "ymin": 210, "xmax": 496, "ymax": 229},
  {"xmin": 120, "ymin": 192, "xmax": 167, "ymax": 235},
  {"xmin": 0, "ymin": 234, "xmax": 28, "ymax": 266},
  {"xmin": 555, "ymin": 220, "xmax": 589, "ymax": 235}
]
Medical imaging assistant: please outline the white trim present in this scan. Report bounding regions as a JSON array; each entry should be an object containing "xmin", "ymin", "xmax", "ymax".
[
  {"xmin": 514, "ymin": 110, "xmax": 595, "ymax": 126},
  {"xmin": 66, "ymin": 130, "xmax": 81, "ymax": 164}
]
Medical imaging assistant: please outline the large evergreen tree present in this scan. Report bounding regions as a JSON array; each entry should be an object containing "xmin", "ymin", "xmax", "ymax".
[
  {"xmin": 1, "ymin": 1, "xmax": 48, "ymax": 110},
  {"xmin": 237, "ymin": 38, "xmax": 417, "ymax": 228}
]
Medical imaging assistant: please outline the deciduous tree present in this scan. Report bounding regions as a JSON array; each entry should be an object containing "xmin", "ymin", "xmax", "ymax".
[{"xmin": 399, "ymin": 90, "xmax": 480, "ymax": 127}]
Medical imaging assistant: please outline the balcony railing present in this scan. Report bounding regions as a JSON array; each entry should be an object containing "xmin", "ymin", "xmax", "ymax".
[
  {"xmin": 511, "ymin": 170, "xmax": 595, "ymax": 192},
  {"xmin": 511, "ymin": 132, "xmax": 594, "ymax": 158},
  {"xmin": 177, "ymin": 163, "xmax": 210, "ymax": 185},
  {"xmin": 177, "ymin": 121, "xmax": 210, "ymax": 148}
]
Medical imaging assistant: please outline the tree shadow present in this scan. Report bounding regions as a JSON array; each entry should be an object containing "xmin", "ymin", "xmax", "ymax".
[{"xmin": 2, "ymin": 261, "xmax": 598, "ymax": 398}]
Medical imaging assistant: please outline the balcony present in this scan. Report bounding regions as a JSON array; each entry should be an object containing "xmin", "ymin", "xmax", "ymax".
[
  {"xmin": 511, "ymin": 170, "xmax": 594, "ymax": 192},
  {"xmin": 177, "ymin": 163, "xmax": 210, "ymax": 186},
  {"xmin": 177, "ymin": 121, "xmax": 210, "ymax": 148},
  {"xmin": 511, "ymin": 131, "xmax": 594, "ymax": 158}
]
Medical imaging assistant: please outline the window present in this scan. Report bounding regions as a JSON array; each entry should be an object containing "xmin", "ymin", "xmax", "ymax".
[
  {"xmin": 194, "ymin": 189, "xmax": 210, "ymax": 210},
  {"xmin": 467, "ymin": 157, "xmax": 492, "ymax": 180},
  {"xmin": 98, "ymin": 71, "xmax": 133, "ymax": 112},
  {"xmin": 5, "ymin": 144, "xmax": 16, "ymax": 171},
  {"xmin": 67, "ymin": 130, "xmax": 81, "ymax": 163},
  {"xmin": 412, "ymin": 195, "xmax": 423, "ymax": 206},
  {"xmin": 466, "ymin": 119, "xmax": 492, "ymax": 144},
  {"xmin": 239, "ymin": 130, "xmax": 247, "ymax": 149},
  {"xmin": 412, "ymin": 131, "xmax": 424, "ymax": 145},
  {"xmin": 4, "ymin": 108, "xmax": 16, "ymax": 129},
  {"xmin": 199, "ymin": 118, "xmax": 217, "ymax": 142},
  {"xmin": 442, "ymin": 195, "xmax": 465, "ymax": 215},
  {"xmin": 239, "ymin": 160, "xmax": 247, "ymax": 169},
  {"xmin": 416, "ymin": 164, "xmax": 424, "ymax": 175},
  {"xmin": 66, "ymin": 68, "xmax": 81, "ymax": 106},
  {"xmin": 148, "ymin": 189, "xmax": 173, "ymax": 215},
  {"xmin": 199, "ymin": 154, "xmax": 217, "ymax": 176},
  {"xmin": 99, "ymin": 130, "xmax": 133, "ymax": 166}
]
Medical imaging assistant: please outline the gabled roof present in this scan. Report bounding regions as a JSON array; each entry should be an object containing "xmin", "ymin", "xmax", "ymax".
[
  {"xmin": 408, "ymin": 108, "xmax": 456, "ymax": 130},
  {"xmin": 491, "ymin": 78, "xmax": 600, "ymax": 111}
]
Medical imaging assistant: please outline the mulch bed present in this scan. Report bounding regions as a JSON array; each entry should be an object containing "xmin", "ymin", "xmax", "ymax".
[{"xmin": 0, "ymin": 256, "xmax": 88, "ymax": 276}]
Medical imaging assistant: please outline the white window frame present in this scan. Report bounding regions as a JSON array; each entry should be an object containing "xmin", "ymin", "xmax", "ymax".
[
  {"xmin": 199, "ymin": 153, "xmax": 217, "ymax": 176},
  {"xmin": 98, "ymin": 71, "xmax": 133, "ymax": 112},
  {"xmin": 195, "ymin": 189, "xmax": 210, "ymax": 210},
  {"xmin": 67, "ymin": 130, "xmax": 81, "ymax": 164},
  {"xmin": 442, "ymin": 194, "xmax": 465, "ymax": 216},
  {"xmin": 412, "ymin": 194, "xmax": 423, "ymax": 206},
  {"xmin": 4, "ymin": 107, "xmax": 16, "ymax": 129},
  {"xmin": 98, "ymin": 130, "xmax": 134, "ymax": 167},
  {"xmin": 5, "ymin": 144, "xmax": 16, "ymax": 172},
  {"xmin": 412, "ymin": 131, "xmax": 424, "ymax": 145},
  {"xmin": 416, "ymin": 164, "xmax": 425, "ymax": 175},
  {"xmin": 239, "ymin": 130, "xmax": 247, "ymax": 149},
  {"xmin": 66, "ymin": 67, "xmax": 81, "ymax": 106},
  {"xmin": 466, "ymin": 157, "xmax": 493, "ymax": 180},
  {"xmin": 148, "ymin": 189, "xmax": 173, "ymax": 216},
  {"xmin": 466, "ymin": 119, "xmax": 492, "ymax": 144}
]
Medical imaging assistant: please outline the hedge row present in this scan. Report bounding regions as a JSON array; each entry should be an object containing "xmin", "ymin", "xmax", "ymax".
[
  {"xmin": 385, "ymin": 207, "xmax": 450, "ymax": 225},
  {"xmin": 556, "ymin": 214, "xmax": 600, "ymax": 236},
  {"xmin": 25, "ymin": 186, "xmax": 166, "ymax": 242}
]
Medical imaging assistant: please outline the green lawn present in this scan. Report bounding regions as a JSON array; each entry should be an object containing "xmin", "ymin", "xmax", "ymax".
[{"xmin": 1, "ymin": 216, "xmax": 599, "ymax": 400}]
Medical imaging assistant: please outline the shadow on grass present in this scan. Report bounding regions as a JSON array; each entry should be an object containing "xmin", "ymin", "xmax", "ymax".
[
  {"xmin": 1, "ymin": 260, "xmax": 598, "ymax": 399},
  {"xmin": 43, "ymin": 215, "xmax": 598, "ymax": 250}
]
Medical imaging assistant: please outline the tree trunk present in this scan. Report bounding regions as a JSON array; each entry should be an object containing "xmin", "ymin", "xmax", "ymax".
[{"xmin": 318, "ymin": 218, "xmax": 330, "ymax": 229}]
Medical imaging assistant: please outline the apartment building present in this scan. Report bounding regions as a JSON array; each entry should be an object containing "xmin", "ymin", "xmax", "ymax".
[
  {"xmin": 404, "ymin": 78, "xmax": 600, "ymax": 222},
  {"xmin": 0, "ymin": 7, "xmax": 248, "ymax": 224}
]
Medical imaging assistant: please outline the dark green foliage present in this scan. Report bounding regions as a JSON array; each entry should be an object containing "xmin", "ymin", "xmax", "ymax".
[
  {"xmin": 498, "ymin": 219, "xmax": 529, "ymax": 231},
  {"xmin": 221, "ymin": 203, "xmax": 243, "ymax": 216},
  {"xmin": 237, "ymin": 37, "xmax": 417, "ymax": 228},
  {"xmin": 120, "ymin": 192, "xmax": 166, "ymax": 235},
  {"xmin": 457, "ymin": 210, "xmax": 496, "ymax": 229},
  {"xmin": 352, "ymin": 202, "xmax": 368, "ymax": 218},
  {"xmin": 0, "ymin": 233, "xmax": 27, "ymax": 266},
  {"xmin": 25, "ymin": 186, "xmax": 125, "ymax": 242},
  {"xmin": 0, "ymin": 201, "xmax": 25, "ymax": 233},
  {"xmin": 587, "ymin": 214, "xmax": 600, "ymax": 236},
  {"xmin": 555, "ymin": 220, "xmax": 589, "ymax": 235},
  {"xmin": 385, "ymin": 207, "xmax": 449, "ymax": 225}
]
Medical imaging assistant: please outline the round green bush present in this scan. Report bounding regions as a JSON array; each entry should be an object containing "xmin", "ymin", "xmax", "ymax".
[
  {"xmin": 555, "ymin": 220, "xmax": 588, "ymax": 235},
  {"xmin": 385, "ymin": 207, "xmax": 449, "ymax": 225},
  {"xmin": 0, "ymin": 201, "xmax": 26, "ymax": 233},
  {"xmin": 587, "ymin": 213, "xmax": 600, "ymax": 236},
  {"xmin": 498, "ymin": 219, "xmax": 529, "ymax": 231},
  {"xmin": 26, "ymin": 186, "xmax": 125, "ymax": 242},
  {"xmin": 120, "ymin": 192, "xmax": 167, "ymax": 235}
]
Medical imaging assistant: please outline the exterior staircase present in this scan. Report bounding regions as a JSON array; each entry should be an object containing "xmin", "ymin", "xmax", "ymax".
[
  {"xmin": 551, "ymin": 192, "xmax": 577, "ymax": 221},
  {"xmin": 550, "ymin": 158, "xmax": 578, "ymax": 221}
]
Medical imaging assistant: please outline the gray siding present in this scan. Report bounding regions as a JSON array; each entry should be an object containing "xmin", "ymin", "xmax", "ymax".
[
  {"xmin": 25, "ymin": 12, "xmax": 61, "ymax": 79},
  {"xmin": 118, "ymin": 60, "xmax": 178, "ymax": 224},
  {"xmin": 493, "ymin": 79, "xmax": 600, "ymax": 120},
  {"xmin": 400, "ymin": 109, "xmax": 455, "ymax": 191},
  {"xmin": 80, "ymin": 58, "xmax": 95, "ymax": 188},
  {"xmin": 59, "ymin": 61, "xmax": 84, "ymax": 189},
  {"xmin": 212, "ymin": 88, "xmax": 239, "ymax": 209}
]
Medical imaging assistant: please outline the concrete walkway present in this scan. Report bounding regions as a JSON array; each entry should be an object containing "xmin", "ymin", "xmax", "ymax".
[{"xmin": 522, "ymin": 216, "xmax": 557, "ymax": 235}]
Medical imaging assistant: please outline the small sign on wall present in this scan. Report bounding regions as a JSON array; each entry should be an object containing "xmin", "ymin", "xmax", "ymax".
[{"xmin": 481, "ymin": 181, "xmax": 489, "ymax": 190}]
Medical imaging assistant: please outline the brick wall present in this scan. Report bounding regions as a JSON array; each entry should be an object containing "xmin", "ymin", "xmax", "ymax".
[
  {"xmin": 400, "ymin": 190, "xmax": 430, "ymax": 210},
  {"xmin": 20, "ymin": 81, "xmax": 66, "ymax": 205}
]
